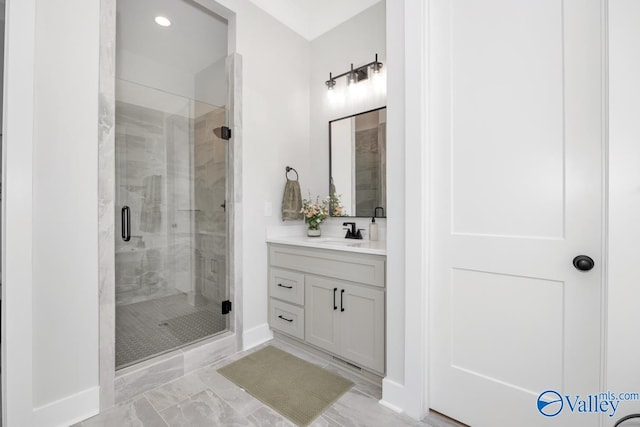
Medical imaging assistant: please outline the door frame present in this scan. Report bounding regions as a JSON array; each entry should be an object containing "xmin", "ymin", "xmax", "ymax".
[
  {"xmin": 380, "ymin": 0, "xmax": 430, "ymax": 418},
  {"xmin": 97, "ymin": 0, "xmax": 243, "ymax": 410}
]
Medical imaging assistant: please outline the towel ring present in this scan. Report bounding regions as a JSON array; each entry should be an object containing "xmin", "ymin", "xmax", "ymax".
[{"xmin": 285, "ymin": 166, "xmax": 299, "ymax": 181}]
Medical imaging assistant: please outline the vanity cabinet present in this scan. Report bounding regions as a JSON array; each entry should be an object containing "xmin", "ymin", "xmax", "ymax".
[
  {"xmin": 268, "ymin": 243, "xmax": 385, "ymax": 374},
  {"xmin": 306, "ymin": 276, "xmax": 385, "ymax": 373}
]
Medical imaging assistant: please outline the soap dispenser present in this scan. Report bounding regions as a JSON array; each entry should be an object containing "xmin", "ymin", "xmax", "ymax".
[{"xmin": 369, "ymin": 216, "xmax": 378, "ymax": 241}]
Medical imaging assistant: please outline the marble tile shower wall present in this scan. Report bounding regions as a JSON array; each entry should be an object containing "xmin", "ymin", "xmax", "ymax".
[
  {"xmin": 165, "ymin": 112, "xmax": 194, "ymax": 298},
  {"xmin": 115, "ymin": 100, "xmax": 227, "ymax": 307},
  {"xmin": 116, "ymin": 101, "xmax": 175, "ymax": 306}
]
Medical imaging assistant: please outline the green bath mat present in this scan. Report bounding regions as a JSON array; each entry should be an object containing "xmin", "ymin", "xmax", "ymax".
[{"xmin": 217, "ymin": 346, "xmax": 353, "ymax": 426}]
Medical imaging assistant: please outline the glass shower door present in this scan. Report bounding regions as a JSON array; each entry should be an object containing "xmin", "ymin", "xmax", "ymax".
[{"xmin": 114, "ymin": 79, "xmax": 230, "ymax": 369}]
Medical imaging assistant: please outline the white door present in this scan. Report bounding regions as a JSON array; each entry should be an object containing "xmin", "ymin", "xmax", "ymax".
[{"xmin": 429, "ymin": 1, "xmax": 604, "ymax": 427}]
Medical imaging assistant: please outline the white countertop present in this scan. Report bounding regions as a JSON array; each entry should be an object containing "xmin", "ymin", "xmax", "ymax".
[{"xmin": 266, "ymin": 234, "xmax": 387, "ymax": 256}]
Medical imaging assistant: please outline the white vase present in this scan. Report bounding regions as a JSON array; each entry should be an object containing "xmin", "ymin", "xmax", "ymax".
[{"xmin": 307, "ymin": 227, "xmax": 321, "ymax": 237}]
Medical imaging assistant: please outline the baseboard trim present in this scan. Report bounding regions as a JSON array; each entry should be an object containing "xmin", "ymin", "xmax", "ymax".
[
  {"xmin": 380, "ymin": 377, "xmax": 407, "ymax": 413},
  {"xmin": 381, "ymin": 377, "xmax": 427, "ymax": 420},
  {"xmin": 379, "ymin": 398, "xmax": 404, "ymax": 413},
  {"xmin": 242, "ymin": 323, "xmax": 273, "ymax": 350},
  {"xmin": 33, "ymin": 386, "xmax": 99, "ymax": 427}
]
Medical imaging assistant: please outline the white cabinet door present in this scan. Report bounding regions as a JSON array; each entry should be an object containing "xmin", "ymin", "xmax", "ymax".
[
  {"xmin": 429, "ymin": 1, "xmax": 603, "ymax": 426},
  {"xmin": 340, "ymin": 284, "xmax": 385, "ymax": 373},
  {"xmin": 305, "ymin": 276, "xmax": 340, "ymax": 354},
  {"xmin": 305, "ymin": 276, "xmax": 385, "ymax": 373}
]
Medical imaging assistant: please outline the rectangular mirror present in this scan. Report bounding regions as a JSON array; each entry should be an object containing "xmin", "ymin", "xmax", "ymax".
[{"xmin": 329, "ymin": 107, "xmax": 386, "ymax": 217}]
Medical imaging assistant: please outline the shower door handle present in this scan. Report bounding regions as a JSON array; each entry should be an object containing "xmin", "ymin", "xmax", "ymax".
[{"xmin": 121, "ymin": 206, "xmax": 131, "ymax": 242}]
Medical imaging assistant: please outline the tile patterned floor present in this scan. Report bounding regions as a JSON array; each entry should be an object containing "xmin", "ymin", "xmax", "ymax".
[
  {"xmin": 116, "ymin": 294, "xmax": 227, "ymax": 368},
  {"xmin": 78, "ymin": 339, "xmax": 467, "ymax": 427}
]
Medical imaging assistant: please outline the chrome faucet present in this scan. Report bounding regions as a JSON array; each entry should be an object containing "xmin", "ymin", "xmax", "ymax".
[{"xmin": 343, "ymin": 222, "xmax": 363, "ymax": 239}]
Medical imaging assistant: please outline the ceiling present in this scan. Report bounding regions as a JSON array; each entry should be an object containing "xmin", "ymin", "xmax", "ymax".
[{"xmin": 248, "ymin": 0, "xmax": 383, "ymax": 40}]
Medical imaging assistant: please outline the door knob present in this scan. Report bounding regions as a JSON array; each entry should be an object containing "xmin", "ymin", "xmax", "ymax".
[{"xmin": 573, "ymin": 255, "xmax": 594, "ymax": 271}]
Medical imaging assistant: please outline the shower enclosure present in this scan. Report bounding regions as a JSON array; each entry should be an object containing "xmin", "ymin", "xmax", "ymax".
[{"xmin": 114, "ymin": 0, "xmax": 231, "ymax": 369}]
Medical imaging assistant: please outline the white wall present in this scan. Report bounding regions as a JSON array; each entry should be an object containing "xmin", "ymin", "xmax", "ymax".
[
  {"xmin": 31, "ymin": 0, "xmax": 100, "ymax": 424},
  {"xmin": 308, "ymin": 1, "xmax": 386, "ymax": 198},
  {"xmin": 238, "ymin": 3, "xmax": 310, "ymax": 348},
  {"xmin": 607, "ymin": 0, "xmax": 640, "ymax": 422},
  {"xmin": 3, "ymin": 0, "xmax": 36, "ymax": 424},
  {"xmin": 4, "ymin": 0, "xmax": 101, "ymax": 425}
]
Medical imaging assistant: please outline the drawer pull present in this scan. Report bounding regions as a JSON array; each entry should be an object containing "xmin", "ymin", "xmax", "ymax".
[
  {"xmin": 278, "ymin": 315, "xmax": 294, "ymax": 323},
  {"xmin": 340, "ymin": 289, "xmax": 345, "ymax": 312},
  {"xmin": 277, "ymin": 283, "xmax": 293, "ymax": 289},
  {"xmin": 333, "ymin": 288, "xmax": 338, "ymax": 310}
]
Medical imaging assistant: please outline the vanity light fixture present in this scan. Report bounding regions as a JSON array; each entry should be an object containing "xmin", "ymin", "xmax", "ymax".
[
  {"xmin": 154, "ymin": 16, "xmax": 171, "ymax": 27},
  {"xmin": 348, "ymin": 64, "xmax": 357, "ymax": 85},
  {"xmin": 372, "ymin": 54, "xmax": 382, "ymax": 74},
  {"xmin": 324, "ymin": 54, "xmax": 383, "ymax": 90},
  {"xmin": 326, "ymin": 72, "xmax": 336, "ymax": 90}
]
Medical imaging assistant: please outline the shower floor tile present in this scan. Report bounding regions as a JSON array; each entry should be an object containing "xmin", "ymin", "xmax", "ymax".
[{"xmin": 116, "ymin": 294, "xmax": 227, "ymax": 369}]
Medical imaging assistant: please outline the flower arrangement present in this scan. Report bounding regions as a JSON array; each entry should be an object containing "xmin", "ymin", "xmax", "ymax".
[
  {"xmin": 300, "ymin": 195, "xmax": 329, "ymax": 230},
  {"xmin": 329, "ymin": 192, "xmax": 347, "ymax": 217}
]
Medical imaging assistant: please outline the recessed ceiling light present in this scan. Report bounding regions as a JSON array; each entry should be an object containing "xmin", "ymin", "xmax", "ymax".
[{"xmin": 154, "ymin": 16, "xmax": 171, "ymax": 27}]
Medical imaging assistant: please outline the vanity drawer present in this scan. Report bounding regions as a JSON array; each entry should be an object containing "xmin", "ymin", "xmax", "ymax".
[
  {"xmin": 270, "ymin": 299, "xmax": 305, "ymax": 340},
  {"xmin": 270, "ymin": 245, "xmax": 385, "ymax": 288},
  {"xmin": 269, "ymin": 268, "xmax": 305, "ymax": 305}
]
